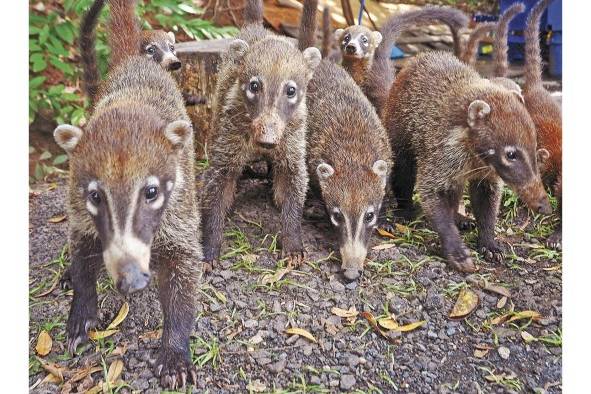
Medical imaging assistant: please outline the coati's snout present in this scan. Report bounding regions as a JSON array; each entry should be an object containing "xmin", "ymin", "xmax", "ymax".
[
  {"xmin": 142, "ymin": 31, "xmax": 181, "ymax": 71},
  {"xmin": 252, "ymin": 112, "xmax": 285, "ymax": 148},
  {"xmin": 334, "ymin": 27, "xmax": 382, "ymax": 59}
]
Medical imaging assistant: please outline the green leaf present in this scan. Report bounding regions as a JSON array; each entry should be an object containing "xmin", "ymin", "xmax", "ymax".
[
  {"xmin": 178, "ymin": 3, "xmax": 198, "ymax": 14},
  {"xmin": 48, "ymin": 85, "xmax": 65, "ymax": 95},
  {"xmin": 34, "ymin": 163, "xmax": 44, "ymax": 180},
  {"xmin": 53, "ymin": 155, "xmax": 68, "ymax": 165},
  {"xmin": 55, "ymin": 23, "xmax": 74, "ymax": 44},
  {"xmin": 29, "ymin": 76, "xmax": 46, "ymax": 89},
  {"xmin": 32, "ymin": 58, "xmax": 47, "ymax": 72},
  {"xmin": 49, "ymin": 57, "xmax": 74, "ymax": 76},
  {"xmin": 39, "ymin": 151, "xmax": 52, "ymax": 161}
]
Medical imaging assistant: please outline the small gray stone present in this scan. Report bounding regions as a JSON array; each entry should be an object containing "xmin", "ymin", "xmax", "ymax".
[
  {"xmin": 330, "ymin": 278, "xmax": 346, "ymax": 293},
  {"xmin": 340, "ymin": 374, "xmax": 356, "ymax": 390},
  {"xmin": 498, "ymin": 346, "xmax": 510, "ymax": 359}
]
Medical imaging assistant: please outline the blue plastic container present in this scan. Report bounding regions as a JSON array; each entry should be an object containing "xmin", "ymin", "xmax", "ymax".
[{"xmin": 548, "ymin": 31, "xmax": 562, "ymax": 77}]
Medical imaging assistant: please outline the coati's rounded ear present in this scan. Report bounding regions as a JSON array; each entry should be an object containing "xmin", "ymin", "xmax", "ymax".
[
  {"xmin": 316, "ymin": 163, "xmax": 334, "ymax": 182},
  {"xmin": 54, "ymin": 124, "xmax": 83, "ymax": 154},
  {"xmin": 334, "ymin": 28, "xmax": 344, "ymax": 41},
  {"xmin": 228, "ymin": 39, "xmax": 249, "ymax": 64},
  {"xmin": 467, "ymin": 100, "xmax": 491, "ymax": 128},
  {"xmin": 537, "ymin": 148, "xmax": 550, "ymax": 164},
  {"xmin": 164, "ymin": 120, "xmax": 193, "ymax": 150},
  {"xmin": 372, "ymin": 159, "xmax": 388, "ymax": 187},
  {"xmin": 167, "ymin": 31, "xmax": 176, "ymax": 44},
  {"xmin": 371, "ymin": 31, "xmax": 383, "ymax": 46},
  {"xmin": 303, "ymin": 47, "xmax": 322, "ymax": 71}
]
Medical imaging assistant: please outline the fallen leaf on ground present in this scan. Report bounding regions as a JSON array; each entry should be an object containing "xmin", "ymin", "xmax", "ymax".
[
  {"xmin": 521, "ymin": 330, "xmax": 537, "ymax": 343},
  {"xmin": 36, "ymin": 330, "xmax": 52, "ymax": 356},
  {"xmin": 111, "ymin": 343, "xmax": 128, "ymax": 356},
  {"xmin": 48, "ymin": 214, "xmax": 67, "ymax": 223},
  {"xmin": 474, "ymin": 348, "xmax": 489, "ymax": 358},
  {"xmin": 372, "ymin": 243, "xmax": 396, "ymax": 251},
  {"xmin": 68, "ymin": 366, "xmax": 102, "ymax": 384},
  {"xmin": 285, "ymin": 327, "xmax": 317, "ymax": 343},
  {"xmin": 261, "ymin": 267, "xmax": 291, "ymax": 285},
  {"xmin": 449, "ymin": 288, "xmax": 479, "ymax": 319},
  {"xmin": 497, "ymin": 296, "xmax": 508, "ymax": 309},
  {"xmin": 107, "ymin": 302, "xmax": 129, "ymax": 330},
  {"xmin": 506, "ymin": 310, "xmax": 541, "ymax": 323},
  {"xmin": 376, "ymin": 228, "xmax": 396, "ymax": 239},
  {"xmin": 106, "ymin": 359, "xmax": 124, "ymax": 384},
  {"xmin": 246, "ymin": 379, "xmax": 266, "ymax": 392},
  {"xmin": 396, "ymin": 320, "xmax": 427, "ymax": 332},
  {"xmin": 86, "ymin": 384, "xmax": 102, "ymax": 394},
  {"xmin": 395, "ymin": 223, "xmax": 411, "ymax": 233},
  {"xmin": 36, "ymin": 357, "xmax": 65, "ymax": 383},
  {"xmin": 483, "ymin": 284, "xmax": 511, "ymax": 298},
  {"xmin": 213, "ymin": 289, "xmax": 227, "ymax": 304},
  {"xmin": 88, "ymin": 329, "xmax": 119, "ymax": 340},
  {"xmin": 37, "ymin": 277, "xmax": 60, "ymax": 297},
  {"xmin": 139, "ymin": 329, "xmax": 162, "ymax": 341},
  {"xmin": 378, "ymin": 317, "xmax": 399, "ymax": 331},
  {"xmin": 543, "ymin": 265, "xmax": 561, "ymax": 272},
  {"xmin": 331, "ymin": 307, "xmax": 358, "ymax": 318},
  {"xmin": 249, "ymin": 333, "xmax": 263, "ymax": 345},
  {"xmin": 359, "ymin": 312, "xmax": 398, "ymax": 343}
]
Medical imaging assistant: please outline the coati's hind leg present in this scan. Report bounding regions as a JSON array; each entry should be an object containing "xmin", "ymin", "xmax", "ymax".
[
  {"xmin": 272, "ymin": 158, "xmax": 308, "ymax": 267},
  {"xmin": 547, "ymin": 183, "xmax": 562, "ymax": 249},
  {"xmin": 66, "ymin": 235, "xmax": 102, "ymax": 354},
  {"xmin": 154, "ymin": 250, "xmax": 200, "ymax": 389},
  {"xmin": 469, "ymin": 178, "xmax": 504, "ymax": 263},
  {"xmin": 200, "ymin": 166, "xmax": 241, "ymax": 265},
  {"xmin": 391, "ymin": 148, "xmax": 417, "ymax": 222},
  {"xmin": 422, "ymin": 185, "xmax": 476, "ymax": 273}
]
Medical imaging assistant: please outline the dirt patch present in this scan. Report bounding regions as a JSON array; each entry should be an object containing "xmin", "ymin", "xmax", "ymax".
[{"xmin": 29, "ymin": 171, "xmax": 561, "ymax": 393}]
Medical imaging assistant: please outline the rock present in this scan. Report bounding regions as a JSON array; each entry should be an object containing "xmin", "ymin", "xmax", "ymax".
[
  {"xmin": 267, "ymin": 356, "xmax": 287, "ymax": 373},
  {"xmin": 498, "ymin": 346, "xmax": 510, "ymax": 359},
  {"xmin": 330, "ymin": 277, "xmax": 346, "ymax": 293},
  {"xmin": 244, "ymin": 319, "xmax": 258, "ymax": 329},
  {"xmin": 340, "ymin": 374, "xmax": 356, "ymax": 390},
  {"xmin": 427, "ymin": 330, "xmax": 438, "ymax": 339},
  {"xmin": 272, "ymin": 300, "xmax": 282, "ymax": 313}
]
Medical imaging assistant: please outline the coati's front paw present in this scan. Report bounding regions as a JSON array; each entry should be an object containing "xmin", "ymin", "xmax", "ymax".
[
  {"xmin": 478, "ymin": 241, "xmax": 505, "ymax": 264},
  {"xmin": 60, "ymin": 268, "xmax": 73, "ymax": 291},
  {"xmin": 444, "ymin": 245, "xmax": 476, "ymax": 273},
  {"xmin": 377, "ymin": 221, "xmax": 396, "ymax": 235},
  {"xmin": 455, "ymin": 213, "xmax": 475, "ymax": 232},
  {"xmin": 66, "ymin": 308, "xmax": 97, "ymax": 354},
  {"xmin": 154, "ymin": 347, "xmax": 197, "ymax": 390},
  {"xmin": 546, "ymin": 229, "xmax": 562, "ymax": 250},
  {"xmin": 282, "ymin": 248, "xmax": 305, "ymax": 269}
]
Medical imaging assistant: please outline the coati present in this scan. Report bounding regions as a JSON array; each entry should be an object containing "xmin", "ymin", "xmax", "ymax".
[
  {"xmin": 300, "ymin": 0, "xmax": 392, "ymax": 281},
  {"xmin": 55, "ymin": 0, "xmax": 200, "ymax": 388},
  {"xmin": 334, "ymin": 7, "xmax": 468, "ymax": 117},
  {"xmin": 321, "ymin": 6, "xmax": 340, "ymax": 62},
  {"xmin": 200, "ymin": 0, "xmax": 321, "ymax": 266},
  {"xmin": 460, "ymin": 22, "xmax": 497, "ymax": 66},
  {"xmin": 517, "ymin": 0, "xmax": 562, "ymax": 249},
  {"xmin": 383, "ymin": 51, "xmax": 551, "ymax": 272}
]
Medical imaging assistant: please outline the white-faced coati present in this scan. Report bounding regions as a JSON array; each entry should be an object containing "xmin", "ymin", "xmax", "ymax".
[
  {"xmin": 519, "ymin": 0, "xmax": 562, "ymax": 249},
  {"xmin": 334, "ymin": 7, "xmax": 468, "ymax": 117},
  {"xmin": 383, "ymin": 51, "xmax": 551, "ymax": 272},
  {"xmin": 299, "ymin": 0, "xmax": 392, "ymax": 281},
  {"xmin": 55, "ymin": 0, "xmax": 200, "ymax": 389},
  {"xmin": 200, "ymin": 0, "xmax": 321, "ymax": 267}
]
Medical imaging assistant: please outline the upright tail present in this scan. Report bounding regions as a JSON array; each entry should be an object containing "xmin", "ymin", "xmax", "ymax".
[
  {"xmin": 79, "ymin": 0, "xmax": 106, "ymax": 104},
  {"xmin": 524, "ymin": 0, "xmax": 552, "ymax": 90},
  {"xmin": 242, "ymin": 0, "xmax": 264, "ymax": 26},
  {"xmin": 321, "ymin": 6, "xmax": 332, "ymax": 58},
  {"xmin": 461, "ymin": 22, "xmax": 497, "ymax": 66},
  {"xmin": 298, "ymin": 0, "xmax": 319, "ymax": 50},
  {"xmin": 108, "ymin": 0, "xmax": 142, "ymax": 70},
  {"xmin": 494, "ymin": 2, "xmax": 525, "ymax": 77}
]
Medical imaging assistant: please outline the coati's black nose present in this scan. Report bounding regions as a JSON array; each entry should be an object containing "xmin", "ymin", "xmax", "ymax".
[
  {"xmin": 168, "ymin": 61, "xmax": 182, "ymax": 71},
  {"xmin": 343, "ymin": 268, "xmax": 362, "ymax": 282},
  {"xmin": 116, "ymin": 263, "xmax": 151, "ymax": 294},
  {"xmin": 345, "ymin": 45, "xmax": 356, "ymax": 54},
  {"xmin": 256, "ymin": 141, "xmax": 277, "ymax": 149}
]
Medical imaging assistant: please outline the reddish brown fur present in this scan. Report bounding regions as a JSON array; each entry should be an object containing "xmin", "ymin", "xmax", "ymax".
[
  {"xmin": 461, "ymin": 22, "xmax": 496, "ymax": 66},
  {"xmin": 494, "ymin": 3, "xmax": 526, "ymax": 77},
  {"xmin": 108, "ymin": 0, "xmax": 141, "ymax": 69}
]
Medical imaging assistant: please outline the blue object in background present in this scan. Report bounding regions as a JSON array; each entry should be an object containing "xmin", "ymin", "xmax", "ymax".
[{"xmin": 390, "ymin": 46, "xmax": 405, "ymax": 59}]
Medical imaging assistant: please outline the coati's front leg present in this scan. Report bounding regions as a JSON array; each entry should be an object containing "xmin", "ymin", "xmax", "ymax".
[
  {"xmin": 422, "ymin": 186, "xmax": 476, "ymax": 273},
  {"xmin": 547, "ymin": 182, "xmax": 562, "ymax": 249},
  {"xmin": 201, "ymin": 166, "xmax": 241, "ymax": 264},
  {"xmin": 469, "ymin": 178, "xmax": 504, "ymax": 263},
  {"xmin": 66, "ymin": 235, "xmax": 102, "ymax": 354},
  {"xmin": 154, "ymin": 251, "xmax": 199, "ymax": 389},
  {"xmin": 272, "ymin": 157, "xmax": 308, "ymax": 267},
  {"xmin": 391, "ymin": 148, "xmax": 417, "ymax": 222}
]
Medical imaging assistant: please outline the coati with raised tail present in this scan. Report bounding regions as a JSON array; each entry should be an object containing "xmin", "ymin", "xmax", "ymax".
[
  {"xmin": 383, "ymin": 51, "xmax": 551, "ymax": 272},
  {"xmin": 460, "ymin": 22, "xmax": 497, "ymax": 66},
  {"xmin": 299, "ymin": 0, "xmax": 392, "ymax": 281},
  {"xmin": 55, "ymin": 0, "xmax": 200, "ymax": 389},
  {"xmin": 334, "ymin": 7, "xmax": 468, "ymax": 117},
  {"xmin": 516, "ymin": 0, "xmax": 562, "ymax": 249},
  {"xmin": 321, "ymin": 6, "xmax": 340, "ymax": 62},
  {"xmin": 200, "ymin": 0, "xmax": 321, "ymax": 267}
]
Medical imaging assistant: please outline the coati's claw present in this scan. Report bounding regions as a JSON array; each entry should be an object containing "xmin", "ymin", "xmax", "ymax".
[
  {"xmin": 478, "ymin": 242, "xmax": 505, "ymax": 264},
  {"xmin": 455, "ymin": 213, "xmax": 475, "ymax": 232},
  {"xmin": 60, "ymin": 268, "xmax": 73, "ymax": 291},
  {"xmin": 285, "ymin": 251, "xmax": 305, "ymax": 269},
  {"xmin": 546, "ymin": 230, "xmax": 562, "ymax": 250},
  {"xmin": 378, "ymin": 222, "xmax": 396, "ymax": 235},
  {"xmin": 66, "ymin": 314, "xmax": 96, "ymax": 354},
  {"xmin": 445, "ymin": 246, "xmax": 477, "ymax": 273},
  {"xmin": 154, "ymin": 348, "xmax": 197, "ymax": 390}
]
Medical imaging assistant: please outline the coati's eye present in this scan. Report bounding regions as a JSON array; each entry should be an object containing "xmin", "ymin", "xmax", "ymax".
[
  {"xmin": 361, "ymin": 35, "xmax": 368, "ymax": 44},
  {"xmin": 88, "ymin": 190, "xmax": 101, "ymax": 205},
  {"xmin": 146, "ymin": 46, "xmax": 156, "ymax": 55},
  {"xmin": 145, "ymin": 186, "xmax": 159, "ymax": 202},
  {"xmin": 343, "ymin": 34, "xmax": 351, "ymax": 43},
  {"xmin": 330, "ymin": 210, "xmax": 343, "ymax": 226},
  {"xmin": 364, "ymin": 211, "xmax": 375, "ymax": 223},
  {"xmin": 506, "ymin": 150, "xmax": 517, "ymax": 161},
  {"xmin": 286, "ymin": 86, "xmax": 297, "ymax": 98},
  {"xmin": 249, "ymin": 80, "xmax": 260, "ymax": 93},
  {"xmin": 169, "ymin": 44, "xmax": 175, "ymax": 52}
]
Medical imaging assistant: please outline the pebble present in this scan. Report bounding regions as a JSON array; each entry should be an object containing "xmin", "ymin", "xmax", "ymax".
[
  {"xmin": 244, "ymin": 319, "xmax": 258, "ymax": 329},
  {"xmin": 330, "ymin": 278, "xmax": 346, "ymax": 293},
  {"xmin": 427, "ymin": 330, "xmax": 438, "ymax": 339},
  {"xmin": 340, "ymin": 374, "xmax": 356, "ymax": 390},
  {"xmin": 498, "ymin": 346, "xmax": 510, "ymax": 359}
]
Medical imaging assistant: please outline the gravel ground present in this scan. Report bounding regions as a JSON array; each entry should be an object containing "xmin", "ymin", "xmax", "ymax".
[{"xmin": 29, "ymin": 170, "xmax": 562, "ymax": 393}]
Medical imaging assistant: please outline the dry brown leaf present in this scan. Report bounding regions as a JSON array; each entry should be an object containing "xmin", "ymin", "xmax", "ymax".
[
  {"xmin": 36, "ymin": 357, "xmax": 65, "ymax": 383},
  {"xmin": 359, "ymin": 312, "xmax": 399, "ymax": 343},
  {"xmin": 395, "ymin": 223, "xmax": 411, "ymax": 233},
  {"xmin": 521, "ymin": 330, "xmax": 537, "ymax": 343},
  {"xmin": 246, "ymin": 379, "xmax": 266, "ymax": 392},
  {"xmin": 48, "ymin": 214, "xmax": 67, "ymax": 223},
  {"xmin": 331, "ymin": 307, "xmax": 358, "ymax": 318},
  {"xmin": 85, "ymin": 385, "xmax": 102, "ymax": 394},
  {"xmin": 139, "ymin": 329, "xmax": 162, "ymax": 341},
  {"xmin": 376, "ymin": 228, "xmax": 396, "ymax": 239},
  {"xmin": 483, "ymin": 284, "xmax": 511, "ymax": 298},
  {"xmin": 377, "ymin": 317, "xmax": 399, "ymax": 331},
  {"xmin": 372, "ymin": 243, "xmax": 396, "ymax": 251},
  {"xmin": 449, "ymin": 288, "xmax": 479, "ymax": 319},
  {"xmin": 88, "ymin": 329, "xmax": 119, "ymax": 340},
  {"xmin": 107, "ymin": 359, "xmax": 124, "ymax": 383},
  {"xmin": 396, "ymin": 320, "xmax": 426, "ymax": 332},
  {"xmin": 474, "ymin": 348, "xmax": 489, "ymax": 358},
  {"xmin": 261, "ymin": 267, "xmax": 291, "ymax": 285},
  {"xmin": 68, "ymin": 366, "xmax": 103, "ymax": 384},
  {"xmin": 214, "ymin": 290, "xmax": 227, "ymax": 304},
  {"xmin": 497, "ymin": 296, "xmax": 508, "ymax": 309},
  {"xmin": 543, "ymin": 265, "xmax": 561, "ymax": 272},
  {"xmin": 36, "ymin": 330, "xmax": 52, "ymax": 356},
  {"xmin": 107, "ymin": 302, "xmax": 129, "ymax": 330},
  {"xmin": 41, "ymin": 373, "xmax": 62, "ymax": 385},
  {"xmin": 285, "ymin": 327, "xmax": 317, "ymax": 343},
  {"xmin": 506, "ymin": 310, "xmax": 541, "ymax": 323}
]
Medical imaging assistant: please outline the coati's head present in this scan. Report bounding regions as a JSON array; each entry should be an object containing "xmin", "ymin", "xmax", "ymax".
[
  {"xmin": 54, "ymin": 109, "xmax": 193, "ymax": 294},
  {"xmin": 334, "ymin": 25, "xmax": 382, "ymax": 60},
  {"xmin": 465, "ymin": 88, "xmax": 551, "ymax": 214},
  {"xmin": 141, "ymin": 30, "xmax": 181, "ymax": 71},
  {"xmin": 228, "ymin": 38, "xmax": 321, "ymax": 148},
  {"xmin": 317, "ymin": 159, "xmax": 389, "ymax": 281}
]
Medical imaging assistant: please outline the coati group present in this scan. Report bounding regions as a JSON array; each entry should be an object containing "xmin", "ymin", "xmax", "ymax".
[{"xmin": 51, "ymin": 0, "xmax": 561, "ymax": 389}]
